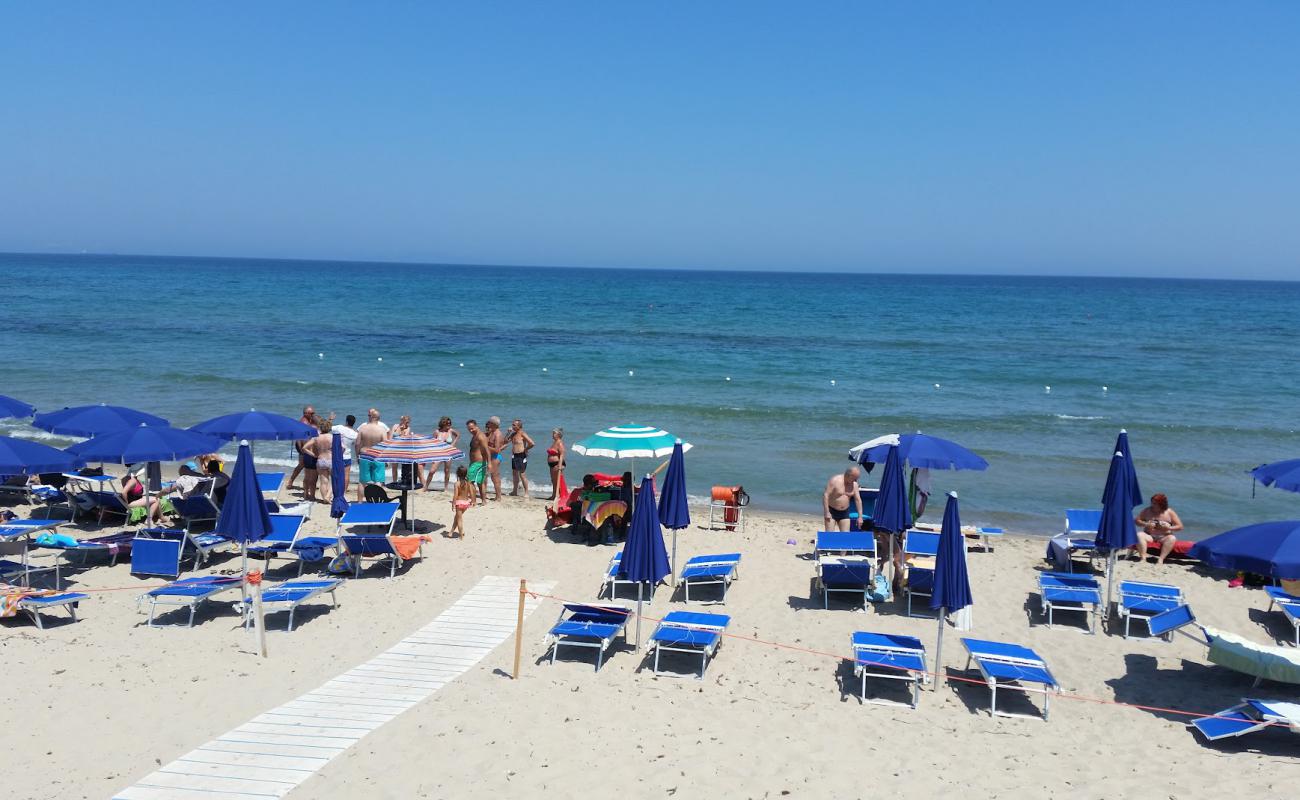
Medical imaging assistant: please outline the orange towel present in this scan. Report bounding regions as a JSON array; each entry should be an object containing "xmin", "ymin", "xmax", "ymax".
[{"xmin": 389, "ymin": 535, "xmax": 430, "ymax": 559}]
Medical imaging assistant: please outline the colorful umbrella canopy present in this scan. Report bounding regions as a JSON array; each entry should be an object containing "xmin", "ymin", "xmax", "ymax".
[
  {"xmin": 1251, "ymin": 459, "xmax": 1300, "ymax": 495},
  {"xmin": 65, "ymin": 424, "xmax": 223, "ymax": 464},
  {"xmin": 0, "ymin": 395, "xmax": 35, "ymax": 419},
  {"xmin": 190, "ymin": 410, "xmax": 316, "ymax": 442},
  {"xmin": 1190, "ymin": 521, "xmax": 1300, "ymax": 580},
  {"xmin": 361, "ymin": 436, "xmax": 462, "ymax": 464},
  {"xmin": 586, "ymin": 499, "xmax": 628, "ymax": 530},
  {"xmin": 572, "ymin": 424, "xmax": 692, "ymax": 459},
  {"xmin": 850, "ymin": 433, "xmax": 988, "ymax": 471},
  {"xmin": 873, "ymin": 445, "xmax": 913, "ymax": 533},
  {"xmin": 0, "ymin": 435, "xmax": 85, "ymax": 475},
  {"xmin": 32, "ymin": 404, "xmax": 168, "ymax": 438}
]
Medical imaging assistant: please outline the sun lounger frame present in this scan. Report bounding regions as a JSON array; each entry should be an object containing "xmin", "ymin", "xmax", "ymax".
[
  {"xmin": 603, "ymin": 551, "xmax": 655, "ymax": 601},
  {"xmin": 1117, "ymin": 580, "xmax": 1184, "ymax": 639},
  {"xmin": 545, "ymin": 603, "xmax": 632, "ymax": 671},
  {"xmin": 680, "ymin": 553, "xmax": 741, "ymax": 604},
  {"xmin": 1266, "ymin": 587, "xmax": 1300, "ymax": 647},
  {"xmin": 252, "ymin": 578, "xmax": 341, "ymax": 632},
  {"xmin": 4, "ymin": 588, "xmax": 88, "ymax": 629},
  {"xmin": 1038, "ymin": 571, "xmax": 1101, "ymax": 634},
  {"xmin": 142, "ymin": 575, "xmax": 243, "ymax": 628},
  {"xmin": 1189, "ymin": 698, "xmax": 1300, "ymax": 742},
  {"xmin": 852, "ymin": 632, "xmax": 927, "ymax": 708},
  {"xmin": 903, "ymin": 530, "xmax": 940, "ymax": 617},
  {"xmin": 962, "ymin": 637, "xmax": 1059, "ymax": 721},
  {"xmin": 649, "ymin": 611, "xmax": 730, "ymax": 679}
]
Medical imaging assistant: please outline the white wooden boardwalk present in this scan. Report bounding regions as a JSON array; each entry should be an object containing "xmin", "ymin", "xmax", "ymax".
[{"xmin": 115, "ymin": 575, "xmax": 552, "ymax": 800}]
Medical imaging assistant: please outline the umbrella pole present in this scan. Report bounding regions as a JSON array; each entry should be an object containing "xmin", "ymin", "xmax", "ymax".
[
  {"xmin": 671, "ymin": 529, "xmax": 678, "ymax": 587},
  {"xmin": 241, "ymin": 544, "xmax": 249, "ymax": 607},
  {"xmin": 1103, "ymin": 551, "xmax": 1118, "ymax": 621},
  {"xmin": 635, "ymin": 583, "xmax": 644, "ymax": 650},
  {"xmin": 934, "ymin": 609, "xmax": 947, "ymax": 690}
]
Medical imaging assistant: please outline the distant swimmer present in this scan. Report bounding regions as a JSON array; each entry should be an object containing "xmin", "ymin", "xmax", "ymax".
[{"xmin": 823, "ymin": 467, "xmax": 864, "ymax": 532}]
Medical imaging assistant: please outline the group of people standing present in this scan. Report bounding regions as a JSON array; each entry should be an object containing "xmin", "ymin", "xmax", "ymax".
[{"xmin": 285, "ymin": 405, "xmax": 570, "ymax": 537}]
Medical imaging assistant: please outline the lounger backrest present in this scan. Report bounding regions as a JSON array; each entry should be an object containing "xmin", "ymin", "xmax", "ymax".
[
  {"xmin": 130, "ymin": 537, "xmax": 184, "ymax": 578},
  {"xmin": 904, "ymin": 531, "xmax": 940, "ymax": 557},
  {"xmin": 816, "ymin": 532, "xmax": 875, "ymax": 555},
  {"xmin": 1146, "ymin": 604, "xmax": 1196, "ymax": 637},
  {"xmin": 342, "ymin": 502, "xmax": 399, "ymax": 525},
  {"xmin": 1120, "ymin": 580, "xmax": 1182, "ymax": 600},
  {"xmin": 267, "ymin": 514, "xmax": 304, "ymax": 544},
  {"xmin": 1065, "ymin": 509, "xmax": 1102, "ymax": 533},
  {"xmin": 342, "ymin": 535, "xmax": 395, "ymax": 557}
]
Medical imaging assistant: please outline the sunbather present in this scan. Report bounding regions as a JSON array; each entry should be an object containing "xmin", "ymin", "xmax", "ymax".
[{"xmin": 1135, "ymin": 493, "xmax": 1183, "ymax": 564}]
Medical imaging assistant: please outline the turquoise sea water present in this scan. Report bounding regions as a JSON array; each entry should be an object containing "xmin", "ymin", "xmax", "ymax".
[{"xmin": 2, "ymin": 253, "xmax": 1298, "ymax": 537}]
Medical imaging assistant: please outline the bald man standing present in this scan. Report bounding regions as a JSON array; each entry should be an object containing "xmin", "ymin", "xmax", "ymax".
[{"xmin": 823, "ymin": 466, "xmax": 864, "ymax": 531}]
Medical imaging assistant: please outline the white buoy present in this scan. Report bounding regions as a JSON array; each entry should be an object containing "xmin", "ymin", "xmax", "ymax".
[
  {"xmin": 317, "ymin": 353, "xmax": 323, "ymax": 359},
  {"xmin": 725, "ymin": 376, "xmax": 731, "ymax": 382},
  {"xmin": 1045, "ymin": 385, "xmax": 1051, "ymax": 393},
  {"xmin": 1102, "ymin": 385, "xmax": 1109, "ymax": 392},
  {"xmin": 542, "ymin": 367, "xmax": 548, "ymax": 373},
  {"xmin": 377, "ymin": 357, "xmax": 383, "ymax": 362},
  {"xmin": 934, "ymin": 383, "xmax": 941, "ymax": 389},
  {"xmin": 459, "ymin": 362, "xmax": 464, "ymax": 368},
  {"xmin": 628, "ymin": 370, "xmax": 634, "ymax": 377},
  {"xmin": 830, "ymin": 380, "xmax": 836, "ymax": 386}
]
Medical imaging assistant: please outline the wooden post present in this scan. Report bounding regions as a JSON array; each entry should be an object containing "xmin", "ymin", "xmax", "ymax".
[{"xmin": 512, "ymin": 578, "xmax": 527, "ymax": 679}]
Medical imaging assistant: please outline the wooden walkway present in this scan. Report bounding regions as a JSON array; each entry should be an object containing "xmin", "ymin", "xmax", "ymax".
[{"xmin": 115, "ymin": 575, "xmax": 552, "ymax": 799}]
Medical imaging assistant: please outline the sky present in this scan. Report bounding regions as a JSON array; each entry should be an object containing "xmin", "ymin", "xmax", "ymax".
[{"xmin": 1, "ymin": 2, "xmax": 1298, "ymax": 278}]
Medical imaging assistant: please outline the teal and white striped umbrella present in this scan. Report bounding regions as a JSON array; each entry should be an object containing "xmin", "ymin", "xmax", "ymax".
[{"xmin": 571, "ymin": 424, "xmax": 692, "ymax": 459}]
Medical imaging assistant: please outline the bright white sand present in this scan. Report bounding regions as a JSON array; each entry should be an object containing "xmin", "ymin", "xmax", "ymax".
[{"xmin": 5, "ymin": 487, "xmax": 1298, "ymax": 800}]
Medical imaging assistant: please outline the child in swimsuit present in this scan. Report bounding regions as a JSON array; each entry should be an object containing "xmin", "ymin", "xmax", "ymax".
[{"xmin": 450, "ymin": 464, "xmax": 473, "ymax": 539}]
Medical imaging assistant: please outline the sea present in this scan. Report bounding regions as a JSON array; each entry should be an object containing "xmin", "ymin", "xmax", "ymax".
[{"xmin": 2, "ymin": 252, "xmax": 1298, "ymax": 538}]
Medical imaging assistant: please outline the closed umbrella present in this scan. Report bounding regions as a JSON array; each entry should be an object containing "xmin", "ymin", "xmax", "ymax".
[
  {"xmin": 658, "ymin": 440, "xmax": 690, "ymax": 585},
  {"xmin": 1096, "ymin": 449, "xmax": 1140, "ymax": 619},
  {"xmin": 213, "ymin": 442, "xmax": 274, "ymax": 656},
  {"xmin": 623, "ymin": 475, "xmax": 670, "ymax": 649},
  {"xmin": 0, "ymin": 436, "xmax": 85, "ymax": 475},
  {"xmin": 1189, "ymin": 521, "xmax": 1300, "ymax": 580},
  {"xmin": 329, "ymin": 432, "xmax": 349, "ymax": 519},
  {"xmin": 1250, "ymin": 460, "xmax": 1300, "ymax": 495},
  {"xmin": 930, "ymin": 492, "xmax": 973, "ymax": 689},
  {"xmin": 873, "ymin": 445, "xmax": 913, "ymax": 586},
  {"xmin": 0, "ymin": 395, "xmax": 35, "ymax": 419},
  {"xmin": 33, "ymin": 404, "xmax": 168, "ymax": 437}
]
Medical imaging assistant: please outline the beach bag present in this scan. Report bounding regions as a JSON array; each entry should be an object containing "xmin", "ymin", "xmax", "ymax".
[
  {"xmin": 868, "ymin": 574, "xmax": 893, "ymax": 603},
  {"xmin": 326, "ymin": 553, "xmax": 357, "ymax": 575}
]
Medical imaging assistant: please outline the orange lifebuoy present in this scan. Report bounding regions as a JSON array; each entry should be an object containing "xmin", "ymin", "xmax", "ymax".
[{"xmin": 711, "ymin": 486, "xmax": 748, "ymax": 530}]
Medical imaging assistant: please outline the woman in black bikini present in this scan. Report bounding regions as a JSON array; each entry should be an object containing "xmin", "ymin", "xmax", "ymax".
[{"xmin": 546, "ymin": 428, "xmax": 565, "ymax": 501}]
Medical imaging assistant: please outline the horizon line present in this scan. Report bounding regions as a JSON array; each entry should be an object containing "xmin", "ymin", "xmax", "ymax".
[{"xmin": 2, "ymin": 249, "xmax": 1297, "ymax": 284}]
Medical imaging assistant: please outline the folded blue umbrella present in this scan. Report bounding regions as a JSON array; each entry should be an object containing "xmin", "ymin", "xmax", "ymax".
[
  {"xmin": 1250, "ymin": 459, "xmax": 1300, "ymax": 495},
  {"xmin": 330, "ymin": 432, "xmax": 350, "ymax": 519},
  {"xmin": 873, "ymin": 445, "xmax": 912, "ymax": 533},
  {"xmin": 0, "ymin": 395, "xmax": 35, "ymax": 419},
  {"xmin": 1190, "ymin": 520, "xmax": 1300, "ymax": 580},
  {"xmin": 33, "ymin": 404, "xmax": 168, "ymax": 438},
  {"xmin": 66, "ymin": 424, "xmax": 223, "ymax": 464},
  {"xmin": 190, "ymin": 410, "xmax": 316, "ymax": 442},
  {"xmin": 214, "ymin": 442, "xmax": 273, "ymax": 546},
  {"xmin": 1095, "ymin": 450, "xmax": 1139, "ymax": 553},
  {"xmin": 623, "ymin": 475, "xmax": 670, "ymax": 648},
  {"xmin": 0, "ymin": 435, "xmax": 86, "ymax": 475}
]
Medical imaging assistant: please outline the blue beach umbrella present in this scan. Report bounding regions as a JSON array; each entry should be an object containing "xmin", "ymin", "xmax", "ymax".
[
  {"xmin": 873, "ymin": 445, "xmax": 912, "ymax": 583},
  {"xmin": 1250, "ymin": 459, "xmax": 1300, "ymax": 496},
  {"xmin": 33, "ymin": 404, "xmax": 168, "ymax": 438},
  {"xmin": 930, "ymin": 492, "xmax": 973, "ymax": 689},
  {"xmin": 1102, "ymin": 430, "xmax": 1141, "ymax": 511},
  {"xmin": 214, "ymin": 442, "xmax": 274, "ymax": 618},
  {"xmin": 190, "ymin": 410, "xmax": 316, "ymax": 443},
  {"xmin": 66, "ymin": 424, "xmax": 223, "ymax": 464},
  {"xmin": 1189, "ymin": 521, "xmax": 1300, "ymax": 581},
  {"xmin": 0, "ymin": 395, "xmax": 35, "ymax": 419},
  {"xmin": 1096, "ymin": 448, "xmax": 1141, "ymax": 618},
  {"xmin": 0, "ymin": 435, "xmax": 85, "ymax": 475},
  {"xmin": 330, "ymin": 432, "xmax": 349, "ymax": 520},
  {"xmin": 658, "ymin": 440, "xmax": 690, "ymax": 583},
  {"xmin": 623, "ymin": 475, "xmax": 670, "ymax": 648},
  {"xmin": 850, "ymin": 433, "xmax": 989, "ymax": 472}
]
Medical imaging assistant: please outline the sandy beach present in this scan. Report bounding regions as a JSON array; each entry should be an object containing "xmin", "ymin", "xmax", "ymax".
[{"xmin": 4, "ymin": 484, "xmax": 1296, "ymax": 800}]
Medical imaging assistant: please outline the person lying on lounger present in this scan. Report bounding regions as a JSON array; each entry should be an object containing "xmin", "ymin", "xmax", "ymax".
[{"xmin": 1135, "ymin": 493, "xmax": 1183, "ymax": 565}]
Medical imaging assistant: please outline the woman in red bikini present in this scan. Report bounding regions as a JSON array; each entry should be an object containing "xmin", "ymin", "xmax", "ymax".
[{"xmin": 546, "ymin": 428, "xmax": 565, "ymax": 501}]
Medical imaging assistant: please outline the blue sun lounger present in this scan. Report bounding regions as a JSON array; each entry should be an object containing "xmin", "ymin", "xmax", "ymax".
[
  {"xmin": 604, "ymin": 551, "xmax": 656, "ymax": 601},
  {"xmin": 903, "ymin": 530, "xmax": 940, "ymax": 617},
  {"xmin": 962, "ymin": 638, "xmax": 1059, "ymax": 720},
  {"xmin": 245, "ymin": 514, "xmax": 311, "ymax": 571},
  {"xmin": 0, "ymin": 518, "xmax": 65, "ymax": 541},
  {"xmin": 1038, "ymin": 571, "xmax": 1102, "ymax": 633},
  {"xmin": 852, "ymin": 631, "xmax": 928, "ymax": 708},
  {"xmin": 544, "ymin": 603, "xmax": 633, "ymax": 671},
  {"xmin": 1190, "ymin": 698, "xmax": 1300, "ymax": 742},
  {"xmin": 253, "ymin": 578, "xmax": 341, "ymax": 631},
  {"xmin": 169, "ymin": 492, "xmax": 221, "ymax": 535},
  {"xmin": 2, "ymin": 584, "xmax": 88, "ymax": 629},
  {"xmin": 338, "ymin": 502, "xmax": 400, "ymax": 536},
  {"xmin": 1117, "ymin": 580, "xmax": 1184, "ymax": 639},
  {"xmin": 142, "ymin": 575, "xmax": 243, "ymax": 627},
  {"xmin": 814, "ymin": 531, "xmax": 875, "ymax": 609},
  {"xmin": 42, "ymin": 531, "xmax": 136, "ymax": 567},
  {"xmin": 649, "ymin": 610, "xmax": 731, "ymax": 678},
  {"xmin": 1265, "ymin": 587, "xmax": 1300, "ymax": 647},
  {"xmin": 341, "ymin": 534, "xmax": 418, "ymax": 578},
  {"xmin": 680, "ymin": 553, "xmax": 741, "ymax": 603}
]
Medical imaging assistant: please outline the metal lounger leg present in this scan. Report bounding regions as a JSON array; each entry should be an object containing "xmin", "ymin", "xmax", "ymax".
[
  {"xmin": 653, "ymin": 643, "xmax": 661, "ymax": 675},
  {"xmin": 990, "ymin": 681, "xmax": 997, "ymax": 718},
  {"xmin": 287, "ymin": 606, "xmax": 296, "ymax": 632},
  {"xmin": 699, "ymin": 649, "xmax": 707, "ymax": 679}
]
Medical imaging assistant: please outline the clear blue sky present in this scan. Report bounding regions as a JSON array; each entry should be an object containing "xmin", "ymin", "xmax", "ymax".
[{"xmin": 2, "ymin": 2, "xmax": 1297, "ymax": 277}]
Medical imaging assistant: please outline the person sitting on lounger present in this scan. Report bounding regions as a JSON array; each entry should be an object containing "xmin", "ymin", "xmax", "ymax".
[{"xmin": 1135, "ymin": 493, "xmax": 1183, "ymax": 564}]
